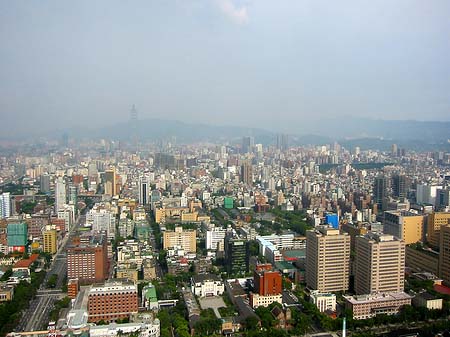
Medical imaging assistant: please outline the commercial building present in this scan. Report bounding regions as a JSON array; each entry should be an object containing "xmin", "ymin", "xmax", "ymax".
[
  {"xmin": 104, "ymin": 167, "xmax": 117, "ymax": 196},
  {"xmin": 250, "ymin": 264, "xmax": 283, "ymax": 308},
  {"xmin": 89, "ymin": 317, "xmax": 160, "ymax": 337},
  {"xmin": 354, "ymin": 234, "xmax": 405, "ymax": 295},
  {"xmin": 0, "ymin": 192, "xmax": 11, "ymax": 219},
  {"xmin": 55, "ymin": 177, "xmax": 67, "ymax": 212},
  {"xmin": 206, "ymin": 226, "xmax": 227, "ymax": 251},
  {"xmin": 439, "ymin": 225, "xmax": 450, "ymax": 286},
  {"xmin": 87, "ymin": 279, "xmax": 138, "ymax": 323},
  {"xmin": 139, "ymin": 175, "xmax": 151, "ymax": 205},
  {"xmin": 309, "ymin": 290, "xmax": 336, "ymax": 313},
  {"xmin": 305, "ymin": 226, "xmax": 350, "ymax": 292},
  {"xmin": 163, "ymin": 227, "xmax": 196, "ymax": 253},
  {"xmin": 0, "ymin": 283, "xmax": 14, "ymax": 302},
  {"xmin": 191, "ymin": 274, "xmax": 224, "ymax": 297},
  {"xmin": 405, "ymin": 245, "xmax": 439, "ymax": 275},
  {"xmin": 43, "ymin": 229, "xmax": 57, "ymax": 254},
  {"xmin": 383, "ymin": 210, "xmax": 424, "ymax": 244},
  {"xmin": 427, "ymin": 212, "xmax": 450, "ymax": 248},
  {"xmin": 224, "ymin": 234, "xmax": 249, "ymax": 275},
  {"xmin": 7, "ymin": 223, "xmax": 28, "ymax": 252},
  {"xmin": 67, "ymin": 233, "xmax": 108, "ymax": 284},
  {"xmin": 344, "ymin": 292, "xmax": 413, "ymax": 320}
]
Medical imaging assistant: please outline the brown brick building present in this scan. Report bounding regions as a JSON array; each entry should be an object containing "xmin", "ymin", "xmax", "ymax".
[
  {"xmin": 67, "ymin": 233, "xmax": 108, "ymax": 284},
  {"xmin": 87, "ymin": 279, "xmax": 138, "ymax": 323}
]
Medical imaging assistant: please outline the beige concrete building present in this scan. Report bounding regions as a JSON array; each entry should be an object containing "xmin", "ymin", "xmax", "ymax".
[
  {"xmin": 383, "ymin": 210, "xmax": 424, "ymax": 244},
  {"xmin": 43, "ymin": 229, "xmax": 57, "ymax": 254},
  {"xmin": 163, "ymin": 227, "xmax": 196, "ymax": 253},
  {"xmin": 306, "ymin": 226, "xmax": 350, "ymax": 292},
  {"xmin": 405, "ymin": 245, "xmax": 439, "ymax": 275},
  {"xmin": 427, "ymin": 212, "xmax": 450, "ymax": 248},
  {"xmin": 344, "ymin": 292, "xmax": 412, "ymax": 320},
  {"xmin": 354, "ymin": 234, "xmax": 405, "ymax": 295},
  {"xmin": 439, "ymin": 225, "xmax": 450, "ymax": 286}
]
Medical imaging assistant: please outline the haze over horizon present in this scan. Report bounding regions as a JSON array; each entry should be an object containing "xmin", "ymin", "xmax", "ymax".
[{"xmin": 1, "ymin": 0, "xmax": 450, "ymax": 135}]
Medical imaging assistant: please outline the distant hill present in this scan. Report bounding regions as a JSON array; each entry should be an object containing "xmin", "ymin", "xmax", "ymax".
[{"xmin": 2, "ymin": 116, "xmax": 449, "ymax": 151}]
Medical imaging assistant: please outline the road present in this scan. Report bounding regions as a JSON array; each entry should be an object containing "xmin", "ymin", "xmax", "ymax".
[{"xmin": 16, "ymin": 213, "xmax": 85, "ymax": 332}]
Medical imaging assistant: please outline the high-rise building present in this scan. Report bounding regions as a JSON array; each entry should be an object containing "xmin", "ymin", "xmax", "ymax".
[
  {"xmin": 383, "ymin": 210, "xmax": 424, "ymax": 244},
  {"xmin": 104, "ymin": 167, "xmax": 117, "ymax": 196},
  {"xmin": 43, "ymin": 229, "xmax": 58, "ymax": 254},
  {"xmin": 416, "ymin": 184, "xmax": 442, "ymax": 205},
  {"xmin": 68, "ymin": 184, "xmax": 78, "ymax": 210},
  {"xmin": 139, "ymin": 176, "xmax": 150, "ymax": 205},
  {"xmin": 55, "ymin": 177, "xmax": 67, "ymax": 212},
  {"xmin": 306, "ymin": 226, "xmax": 350, "ymax": 292},
  {"xmin": 276, "ymin": 134, "xmax": 289, "ymax": 151},
  {"xmin": 87, "ymin": 279, "xmax": 138, "ymax": 323},
  {"xmin": 427, "ymin": 212, "xmax": 450, "ymax": 248},
  {"xmin": 240, "ymin": 161, "xmax": 253, "ymax": 186},
  {"xmin": 163, "ymin": 227, "xmax": 196, "ymax": 252},
  {"xmin": 67, "ymin": 233, "xmax": 108, "ymax": 284},
  {"xmin": 40, "ymin": 174, "xmax": 51, "ymax": 194},
  {"xmin": 392, "ymin": 174, "xmax": 409, "ymax": 199},
  {"xmin": 224, "ymin": 234, "xmax": 249, "ymax": 275},
  {"xmin": 0, "ymin": 192, "xmax": 11, "ymax": 219},
  {"xmin": 439, "ymin": 225, "xmax": 450, "ymax": 286},
  {"xmin": 373, "ymin": 175, "xmax": 388, "ymax": 211},
  {"xmin": 242, "ymin": 136, "xmax": 254, "ymax": 154},
  {"xmin": 436, "ymin": 188, "xmax": 450, "ymax": 209},
  {"xmin": 354, "ymin": 234, "xmax": 405, "ymax": 295}
]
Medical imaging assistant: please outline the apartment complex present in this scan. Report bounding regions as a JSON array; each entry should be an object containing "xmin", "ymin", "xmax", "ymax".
[
  {"xmin": 306, "ymin": 226, "xmax": 350, "ymax": 292},
  {"xmin": 43, "ymin": 229, "xmax": 57, "ymax": 254},
  {"xmin": 354, "ymin": 234, "xmax": 405, "ymax": 295}
]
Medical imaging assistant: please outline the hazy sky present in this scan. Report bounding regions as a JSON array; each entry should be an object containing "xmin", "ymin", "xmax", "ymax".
[{"xmin": 1, "ymin": 0, "xmax": 450, "ymax": 134}]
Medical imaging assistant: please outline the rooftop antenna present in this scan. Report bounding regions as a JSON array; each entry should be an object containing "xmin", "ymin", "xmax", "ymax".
[{"xmin": 130, "ymin": 104, "xmax": 138, "ymax": 152}]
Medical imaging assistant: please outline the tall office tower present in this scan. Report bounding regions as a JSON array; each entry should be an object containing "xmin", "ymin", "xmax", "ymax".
[
  {"xmin": 276, "ymin": 134, "xmax": 289, "ymax": 151},
  {"xmin": 240, "ymin": 161, "xmax": 253, "ymax": 186},
  {"xmin": 373, "ymin": 175, "xmax": 388, "ymax": 210},
  {"xmin": 0, "ymin": 192, "xmax": 11, "ymax": 219},
  {"xmin": 354, "ymin": 234, "xmax": 405, "ymax": 295},
  {"xmin": 436, "ymin": 189, "xmax": 450, "ymax": 209},
  {"xmin": 416, "ymin": 184, "xmax": 442, "ymax": 205},
  {"xmin": 139, "ymin": 175, "xmax": 150, "ymax": 205},
  {"xmin": 67, "ymin": 233, "xmax": 108, "ymax": 284},
  {"xmin": 224, "ymin": 234, "xmax": 249, "ymax": 275},
  {"xmin": 104, "ymin": 167, "xmax": 117, "ymax": 196},
  {"xmin": 40, "ymin": 174, "xmax": 51, "ymax": 193},
  {"xmin": 55, "ymin": 177, "xmax": 67, "ymax": 212},
  {"xmin": 87, "ymin": 279, "xmax": 138, "ymax": 323},
  {"xmin": 392, "ymin": 174, "xmax": 409, "ymax": 199},
  {"xmin": 242, "ymin": 136, "xmax": 254, "ymax": 154},
  {"xmin": 383, "ymin": 210, "xmax": 424, "ymax": 244},
  {"xmin": 163, "ymin": 227, "xmax": 197, "ymax": 252},
  {"xmin": 306, "ymin": 226, "xmax": 350, "ymax": 292},
  {"xmin": 427, "ymin": 212, "xmax": 450, "ymax": 248},
  {"xmin": 391, "ymin": 144, "xmax": 398, "ymax": 157},
  {"xmin": 88, "ymin": 162, "xmax": 98, "ymax": 178},
  {"xmin": 439, "ymin": 225, "xmax": 450, "ymax": 286},
  {"xmin": 43, "ymin": 229, "xmax": 58, "ymax": 254},
  {"xmin": 68, "ymin": 184, "xmax": 78, "ymax": 207}
]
